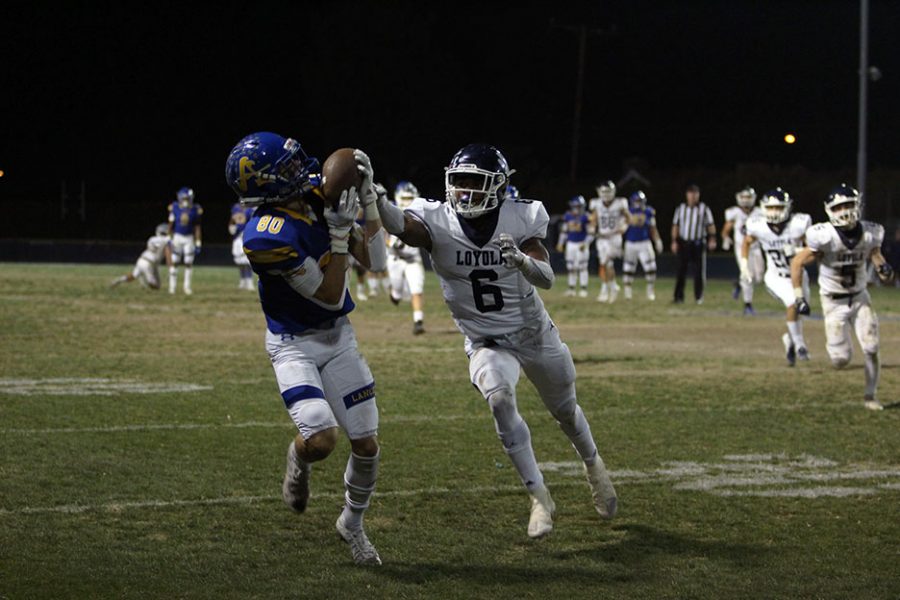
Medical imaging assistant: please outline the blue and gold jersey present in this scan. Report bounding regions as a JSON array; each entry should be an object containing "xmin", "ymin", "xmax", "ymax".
[
  {"xmin": 625, "ymin": 206, "xmax": 655, "ymax": 242},
  {"xmin": 169, "ymin": 202, "xmax": 203, "ymax": 235},
  {"xmin": 563, "ymin": 212, "xmax": 590, "ymax": 243},
  {"xmin": 230, "ymin": 203, "xmax": 254, "ymax": 238},
  {"xmin": 242, "ymin": 194, "xmax": 355, "ymax": 334}
]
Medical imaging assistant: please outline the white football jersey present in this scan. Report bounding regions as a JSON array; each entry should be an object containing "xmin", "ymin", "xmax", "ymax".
[
  {"xmin": 724, "ymin": 205, "xmax": 763, "ymax": 248},
  {"xmin": 140, "ymin": 235, "xmax": 170, "ymax": 265},
  {"xmin": 589, "ymin": 197, "xmax": 629, "ymax": 236},
  {"xmin": 405, "ymin": 197, "xmax": 550, "ymax": 339},
  {"xmin": 745, "ymin": 213, "xmax": 811, "ymax": 278},
  {"xmin": 387, "ymin": 233, "xmax": 422, "ymax": 262},
  {"xmin": 806, "ymin": 220, "xmax": 884, "ymax": 295}
]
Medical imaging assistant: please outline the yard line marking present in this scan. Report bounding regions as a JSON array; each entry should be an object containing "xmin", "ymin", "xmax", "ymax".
[{"xmin": 0, "ymin": 378, "xmax": 212, "ymax": 396}]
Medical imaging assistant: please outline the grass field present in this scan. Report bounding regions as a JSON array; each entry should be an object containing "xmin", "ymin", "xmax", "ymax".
[{"xmin": 1, "ymin": 262, "xmax": 899, "ymax": 599}]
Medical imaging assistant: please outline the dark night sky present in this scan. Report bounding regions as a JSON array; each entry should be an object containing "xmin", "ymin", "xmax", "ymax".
[{"xmin": 2, "ymin": 1, "xmax": 899, "ymax": 214}]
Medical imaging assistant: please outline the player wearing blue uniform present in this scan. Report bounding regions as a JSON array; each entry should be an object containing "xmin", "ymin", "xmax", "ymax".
[
  {"xmin": 622, "ymin": 191, "xmax": 663, "ymax": 301},
  {"xmin": 226, "ymin": 132, "xmax": 387, "ymax": 566},
  {"xmin": 167, "ymin": 187, "xmax": 202, "ymax": 295},
  {"xmin": 555, "ymin": 196, "xmax": 591, "ymax": 297},
  {"xmin": 229, "ymin": 202, "xmax": 256, "ymax": 290}
]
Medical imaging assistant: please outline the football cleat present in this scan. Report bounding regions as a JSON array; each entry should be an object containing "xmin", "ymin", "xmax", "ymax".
[
  {"xmin": 336, "ymin": 513, "xmax": 382, "ymax": 565},
  {"xmin": 528, "ymin": 485, "xmax": 556, "ymax": 539},
  {"xmin": 782, "ymin": 333, "xmax": 796, "ymax": 367},
  {"xmin": 282, "ymin": 441, "xmax": 311, "ymax": 513},
  {"xmin": 647, "ymin": 289, "xmax": 656, "ymax": 301},
  {"xmin": 578, "ymin": 289, "xmax": 588, "ymax": 298},
  {"xmin": 597, "ymin": 288, "xmax": 609, "ymax": 303},
  {"xmin": 412, "ymin": 320, "xmax": 425, "ymax": 335},
  {"xmin": 584, "ymin": 459, "xmax": 618, "ymax": 520},
  {"xmin": 608, "ymin": 283, "xmax": 619, "ymax": 304},
  {"xmin": 732, "ymin": 282, "xmax": 741, "ymax": 300},
  {"xmin": 623, "ymin": 286, "xmax": 633, "ymax": 300},
  {"xmin": 863, "ymin": 398, "xmax": 884, "ymax": 411},
  {"xmin": 797, "ymin": 347, "xmax": 810, "ymax": 361},
  {"xmin": 743, "ymin": 303, "xmax": 756, "ymax": 316},
  {"xmin": 564, "ymin": 288, "xmax": 576, "ymax": 297}
]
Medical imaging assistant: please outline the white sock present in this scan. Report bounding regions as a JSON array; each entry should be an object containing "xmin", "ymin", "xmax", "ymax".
[
  {"xmin": 366, "ymin": 277, "xmax": 378, "ymax": 293},
  {"xmin": 787, "ymin": 320, "xmax": 806, "ymax": 349},
  {"xmin": 742, "ymin": 280, "xmax": 754, "ymax": 303},
  {"xmin": 568, "ymin": 271, "xmax": 576, "ymax": 288},
  {"xmin": 381, "ymin": 277, "xmax": 391, "ymax": 293},
  {"xmin": 601, "ymin": 283, "xmax": 608, "ymax": 293},
  {"xmin": 501, "ymin": 420, "xmax": 544, "ymax": 491},
  {"xmin": 413, "ymin": 310, "xmax": 424, "ymax": 323},
  {"xmin": 864, "ymin": 352, "xmax": 880, "ymax": 398},
  {"xmin": 555, "ymin": 402, "xmax": 599, "ymax": 465},
  {"xmin": 184, "ymin": 267, "xmax": 193, "ymax": 290},
  {"xmin": 169, "ymin": 268, "xmax": 177, "ymax": 293},
  {"xmin": 341, "ymin": 451, "xmax": 379, "ymax": 530},
  {"xmin": 579, "ymin": 268, "xmax": 588, "ymax": 288}
]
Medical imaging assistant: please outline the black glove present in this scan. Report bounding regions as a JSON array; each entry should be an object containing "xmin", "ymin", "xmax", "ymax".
[
  {"xmin": 796, "ymin": 297, "xmax": 811, "ymax": 316},
  {"xmin": 877, "ymin": 263, "xmax": 894, "ymax": 283}
]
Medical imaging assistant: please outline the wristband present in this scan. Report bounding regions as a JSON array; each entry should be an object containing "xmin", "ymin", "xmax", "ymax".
[{"xmin": 793, "ymin": 286, "xmax": 804, "ymax": 300}]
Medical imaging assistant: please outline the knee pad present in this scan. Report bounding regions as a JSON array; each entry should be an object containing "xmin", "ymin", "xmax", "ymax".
[
  {"xmin": 487, "ymin": 387, "xmax": 517, "ymax": 423},
  {"xmin": 288, "ymin": 397, "xmax": 338, "ymax": 449}
]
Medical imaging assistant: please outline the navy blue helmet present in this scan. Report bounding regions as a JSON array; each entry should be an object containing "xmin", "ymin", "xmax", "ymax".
[
  {"xmin": 568, "ymin": 195, "xmax": 586, "ymax": 213},
  {"xmin": 225, "ymin": 132, "xmax": 321, "ymax": 207},
  {"xmin": 445, "ymin": 143, "xmax": 515, "ymax": 218},
  {"xmin": 760, "ymin": 188, "xmax": 792, "ymax": 224},
  {"xmin": 629, "ymin": 190, "xmax": 647, "ymax": 211},
  {"xmin": 176, "ymin": 187, "xmax": 194, "ymax": 207},
  {"xmin": 824, "ymin": 183, "xmax": 861, "ymax": 228}
]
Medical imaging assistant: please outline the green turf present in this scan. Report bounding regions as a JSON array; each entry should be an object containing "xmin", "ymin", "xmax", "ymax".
[{"xmin": 1, "ymin": 263, "xmax": 898, "ymax": 599}]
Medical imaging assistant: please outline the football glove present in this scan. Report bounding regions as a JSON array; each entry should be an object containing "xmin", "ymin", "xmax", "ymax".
[
  {"xmin": 654, "ymin": 238, "xmax": 663, "ymax": 254},
  {"xmin": 877, "ymin": 262, "xmax": 894, "ymax": 283},
  {"xmin": 354, "ymin": 150, "xmax": 378, "ymax": 218},
  {"xmin": 722, "ymin": 236, "xmax": 732, "ymax": 251},
  {"xmin": 497, "ymin": 233, "xmax": 525, "ymax": 268},
  {"xmin": 194, "ymin": 241, "xmax": 202, "ymax": 256},
  {"xmin": 325, "ymin": 187, "xmax": 360, "ymax": 254},
  {"xmin": 795, "ymin": 297, "xmax": 811, "ymax": 316}
]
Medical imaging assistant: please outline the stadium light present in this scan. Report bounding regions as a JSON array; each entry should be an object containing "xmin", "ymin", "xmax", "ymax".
[
  {"xmin": 0, "ymin": 170, "xmax": 5, "ymax": 178},
  {"xmin": 784, "ymin": 134, "xmax": 797, "ymax": 145}
]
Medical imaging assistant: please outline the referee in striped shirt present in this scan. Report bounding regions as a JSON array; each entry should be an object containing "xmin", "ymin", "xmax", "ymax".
[{"xmin": 671, "ymin": 184, "xmax": 716, "ymax": 304}]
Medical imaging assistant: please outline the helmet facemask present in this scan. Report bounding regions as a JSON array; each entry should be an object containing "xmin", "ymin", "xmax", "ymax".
[
  {"xmin": 761, "ymin": 198, "xmax": 791, "ymax": 224},
  {"xmin": 445, "ymin": 166, "xmax": 508, "ymax": 218},
  {"xmin": 177, "ymin": 188, "xmax": 194, "ymax": 208},
  {"xmin": 736, "ymin": 188, "xmax": 756, "ymax": 209},
  {"xmin": 825, "ymin": 198, "xmax": 860, "ymax": 229}
]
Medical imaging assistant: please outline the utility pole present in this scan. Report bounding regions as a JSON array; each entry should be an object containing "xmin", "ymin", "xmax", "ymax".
[
  {"xmin": 552, "ymin": 20, "xmax": 614, "ymax": 182},
  {"xmin": 857, "ymin": 0, "xmax": 869, "ymax": 214}
]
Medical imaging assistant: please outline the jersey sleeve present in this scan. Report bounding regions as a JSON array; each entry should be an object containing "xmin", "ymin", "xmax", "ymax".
[
  {"xmin": 523, "ymin": 200, "xmax": 550, "ymax": 240},
  {"xmin": 745, "ymin": 216, "xmax": 764, "ymax": 238},
  {"xmin": 868, "ymin": 222, "xmax": 885, "ymax": 248},
  {"xmin": 404, "ymin": 197, "xmax": 442, "ymax": 238},
  {"xmin": 805, "ymin": 223, "xmax": 832, "ymax": 252},
  {"xmin": 799, "ymin": 213, "xmax": 812, "ymax": 232},
  {"xmin": 724, "ymin": 207, "xmax": 738, "ymax": 222},
  {"xmin": 243, "ymin": 224, "xmax": 307, "ymax": 273}
]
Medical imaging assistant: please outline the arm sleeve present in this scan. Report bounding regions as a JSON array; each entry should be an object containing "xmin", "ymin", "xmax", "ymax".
[
  {"xmin": 281, "ymin": 256, "xmax": 325, "ymax": 298},
  {"xmin": 367, "ymin": 228, "xmax": 387, "ymax": 272}
]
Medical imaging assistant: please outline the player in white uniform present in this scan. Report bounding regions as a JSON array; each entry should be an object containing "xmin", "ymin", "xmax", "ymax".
[
  {"xmin": 792, "ymin": 184, "xmax": 894, "ymax": 410},
  {"xmin": 373, "ymin": 143, "xmax": 617, "ymax": 540},
  {"xmin": 110, "ymin": 224, "xmax": 172, "ymax": 290},
  {"xmin": 589, "ymin": 181, "xmax": 628, "ymax": 303},
  {"xmin": 721, "ymin": 186, "xmax": 764, "ymax": 315},
  {"xmin": 387, "ymin": 181, "xmax": 426, "ymax": 334},
  {"xmin": 555, "ymin": 196, "xmax": 592, "ymax": 297},
  {"xmin": 742, "ymin": 189, "xmax": 812, "ymax": 366}
]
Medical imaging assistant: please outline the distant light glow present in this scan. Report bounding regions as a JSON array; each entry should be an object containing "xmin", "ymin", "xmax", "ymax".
[
  {"xmin": 0, "ymin": 170, "xmax": 5, "ymax": 177},
  {"xmin": 784, "ymin": 133, "xmax": 796, "ymax": 144}
]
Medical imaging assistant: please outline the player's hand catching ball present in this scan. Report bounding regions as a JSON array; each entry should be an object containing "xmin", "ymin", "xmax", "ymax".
[
  {"xmin": 354, "ymin": 150, "xmax": 378, "ymax": 210},
  {"xmin": 325, "ymin": 187, "xmax": 360, "ymax": 254},
  {"xmin": 497, "ymin": 233, "xmax": 525, "ymax": 269}
]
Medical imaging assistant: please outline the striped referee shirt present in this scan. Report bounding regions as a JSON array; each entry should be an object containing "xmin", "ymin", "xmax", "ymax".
[{"xmin": 673, "ymin": 202, "xmax": 715, "ymax": 241}]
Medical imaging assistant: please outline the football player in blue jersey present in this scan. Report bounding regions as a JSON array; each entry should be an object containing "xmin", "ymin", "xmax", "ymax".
[
  {"xmin": 622, "ymin": 191, "xmax": 664, "ymax": 301},
  {"xmin": 225, "ymin": 132, "xmax": 387, "ymax": 565},
  {"xmin": 229, "ymin": 201, "xmax": 256, "ymax": 290},
  {"xmin": 167, "ymin": 187, "xmax": 203, "ymax": 295},
  {"xmin": 556, "ymin": 196, "xmax": 592, "ymax": 297}
]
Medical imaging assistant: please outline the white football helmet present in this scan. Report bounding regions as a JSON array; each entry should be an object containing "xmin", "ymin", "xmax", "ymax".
[
  {"xmin": 394, "ymin": 181, "xmax": 419, "ymax": 209},
  {"xmin": 597, "ymin": 180, "xmax": 616, "ymax": 204},
  {"xmin": 824, "ymin": 183, "xmax": 861, "ymax": 229},
  {"xmin": 735, "ymin": 186, "xmax": 756, "ymax": 209},
  {"xmin": 760, "ymin": 188, "xmax": 792, "ymax": 224},
  {"xmin": 155, "ymin": 223, "xmax": 169, "ymax": 237}
]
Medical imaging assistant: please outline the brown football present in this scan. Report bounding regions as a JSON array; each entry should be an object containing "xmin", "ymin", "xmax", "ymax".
[{"xmin": 321, "ymin": 148, "xmax": 363, "ymax": 205}]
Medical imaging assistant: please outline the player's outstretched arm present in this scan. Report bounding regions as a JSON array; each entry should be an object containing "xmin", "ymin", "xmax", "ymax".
[
  {"xmin": 372, "ymin": 189, "xmax": 432, "ymax": 251},
  {"xmin": 870, "ymin": 247, "xmax": 895, "ymax": 283},
  {"xmin": 738, "ymin": 235, "xmax": 755, "ymax": 283},
  {"xmin": 352, "ymin": 151, "xmax": 387, "ymax": 272},
  {"xmin": 790, "ymin": 247, "xmax": 817, "ymax": 315},
  {"xmin": 721, "ymin": 220, "xmax": 734, "ymax": 251}
]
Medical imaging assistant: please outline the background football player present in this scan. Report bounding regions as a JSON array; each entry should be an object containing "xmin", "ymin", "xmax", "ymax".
[
  {"xmin": 555, "ymin": 195, "xmax": 591, "ymax": 297},
  {"xmin": 721, "ymin": 186, "xmax": 764, "ymax": 315},
  {"xmin": 792, "ymin": 184, "xmax": 894, "ymax": 410},
  {"xmin": 589, "ymin": 180, "xmax": 628, "ymax": 303},
  {"xmin": 110, "ymin": 223, "xmax": 172, "ymax": 290},
  {"xmin": 387, "ymin": 181, "xmax": 426, "ymax": 334},
  {"xmin": 229, "ymin": 201, "xmax": 256, "ymax": 290},
  {"xmin": 742, "ymin": 188, "xmax": 811, "ymax": 366},
  {"xmin": 373, "ymin": 143, "xmax": 617, "ymax": 540},
  {"xmin": 167, "ymin": 187, "xmax": 203, "ymax": 295},
  {"xmin": 225, "ymin": 132, "xmax": 387, "ymax": 565},
  {"xmin": 621, "ymin": 191, "xmax": 663, "ymax": 301}
]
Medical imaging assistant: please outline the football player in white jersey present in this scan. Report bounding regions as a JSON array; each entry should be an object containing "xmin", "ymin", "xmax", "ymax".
[
  {"xmin": 387, "ymin": 181, "xmax": 426, "ymax": 334},
  {"xmin": 589, "ymin": 181, "xmax": 628, "ymax": 302},
  {"xmin": 721, "ymin": 186, "xmax": 764, "ymax": 315},
  {"xmin": 791, "ymin": 184, "xmax": 894, "ymax": 410},
  {"xmin": 373, "ymin": 143, "xmax": 617, "ymax": 539},
  {"xmin": 110, "ymin": 223, "xmax": 172, "ymax": 290},
  {"xmin": 741, "ymin": 189, "xmax": 812, "ymax": 366}
]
